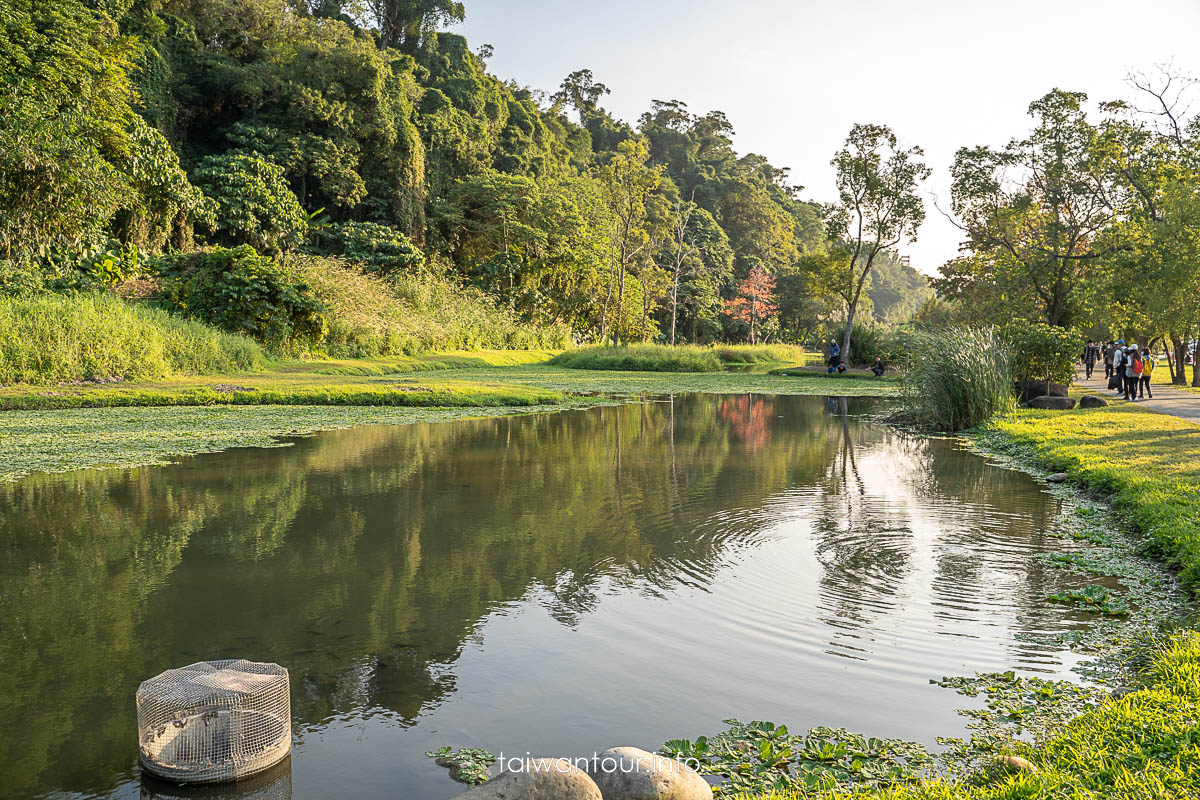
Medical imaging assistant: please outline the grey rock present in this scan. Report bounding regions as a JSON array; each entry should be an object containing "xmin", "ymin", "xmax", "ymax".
[
  {"xmin": 1016, "ymin": 380, "xmax": 1068, "ymax": 402},
  {"xmin": 1046, "ymin": 472, "xmax": 1069, "ymax": 483},
  {"xmin": 455, "ymin": 758, "xmax": 602, "ymax": 800},
  {"xmin": 583, "ymin": 747, "xmax": 712, "ymax": 800},
  {"xmin": 1079, "ymin": 395, "xmax": 1108, "ymax": 408},
  {"xmin": 1028, "ymin": 395, "xmax": 1077, "ymax": 410},
  {"xmin": 990, "ymin": 754, "xmax": 1038, "ymax": 774}
]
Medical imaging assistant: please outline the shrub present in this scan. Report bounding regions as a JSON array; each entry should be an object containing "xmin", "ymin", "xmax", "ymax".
[
  {"xmin": 901, "ymin": 327, "xmax": 1014, "ymax": 431},
  {"xmin": 315, "ymin": 221, "xmax": 424, "ymax": 275},
  {"xmin": 192, "ymin": 153, "xmax": 306, "ymax": 253},
  {"xmin": 0, "ymin": 293, "xmax": 262, "ymax": 385},
  {"xmin": 154, "ymin": 246, "xmax": 326, "ymax": 352},
  {"xmin": 1000, "ymin": 321, "xmax": 1079, "ymax": 385}
]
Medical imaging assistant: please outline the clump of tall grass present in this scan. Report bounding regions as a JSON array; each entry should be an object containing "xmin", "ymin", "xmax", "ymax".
[
  {"xmin": 289, "ymin": 255, "xmax": 570, "ymax": 357},
  {"xmin": 0, "ymin": 294, "xmax": 263, "ymax": 385},
  {"xmin": 900, "ymin": 327, "xmax": 1014, "ymax": 431},
  {"xmin": 550, "ymin": 343, "xmax": 805, "ymax": 372}
]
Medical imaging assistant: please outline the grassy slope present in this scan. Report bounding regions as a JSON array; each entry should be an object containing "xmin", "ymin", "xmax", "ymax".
[{"xmin": 748, "ymin": 404, "xmax": 1200, "ymax": 800}]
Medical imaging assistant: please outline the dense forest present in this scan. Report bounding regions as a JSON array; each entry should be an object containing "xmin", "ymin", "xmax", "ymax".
[{"xmin": 0, "ymin": 0, "xmax": 929, "ymax": 358}]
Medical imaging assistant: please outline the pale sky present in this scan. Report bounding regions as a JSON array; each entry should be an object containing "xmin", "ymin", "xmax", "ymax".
[{"xmin": 453, "ymin": 0, "xmax": 1200, "ymax": 275}]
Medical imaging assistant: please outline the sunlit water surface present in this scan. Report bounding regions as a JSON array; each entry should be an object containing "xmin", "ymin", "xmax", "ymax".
[{"xmin": 1, "ymin": 395, "xmax": 1100, "ymax": 799}]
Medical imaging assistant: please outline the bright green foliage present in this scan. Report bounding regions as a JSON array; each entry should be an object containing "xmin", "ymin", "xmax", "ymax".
[
  {"xmin": 0, "ymin": 293, "xmax": 262, "ymax": 384},
  {"xmin": 0, "ymin": 1, "xmax": 136, "ymax": 266},
  {"xmin": 155, "ymin": 246, "xmax": 326, "ymax": 350},
  {"xmin": 316, "ymin": 221, "xmax": 425, "ymax": 275},
  {"xmin": 999, "ymin": 321, "xmax": 1080, "ymax": 385},
  {"xmin": 901, "ymin": 327, "xmax": 1014, "ymax": 431},
  {"xmin": 191, "ymin": 154, "xmax": 307, "ymax": 253}
]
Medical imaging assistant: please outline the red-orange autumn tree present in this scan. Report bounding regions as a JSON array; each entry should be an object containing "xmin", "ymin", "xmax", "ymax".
[{"xmin": 723, "ymin": 266, "xmax": 778, "ymax": 344}]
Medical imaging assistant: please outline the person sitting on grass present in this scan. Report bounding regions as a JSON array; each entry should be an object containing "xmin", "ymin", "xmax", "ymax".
[
  {"xmin": 871, "ymin": 356, "xmax": 887, "ymax": 377},
  {"xmin": 1140, "ymin": 348, "xmax": 1155, "ymax": 399}
]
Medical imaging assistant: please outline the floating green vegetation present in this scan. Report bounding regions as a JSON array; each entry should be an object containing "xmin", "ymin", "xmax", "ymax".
[
  {"xmin": 1047, "ymin": 585, "xmax": 1132, "ymax": 616},
  {"xmin": 425, "ymin": 746, "xmax": 496, "ymax": 785},
  {"xmin": 931, "ymin": 671, "xmax": 1108, "ymax": 773},
  {"xmin": 659, "ymin": 720, "xmax": 931, "ymax": 796}
]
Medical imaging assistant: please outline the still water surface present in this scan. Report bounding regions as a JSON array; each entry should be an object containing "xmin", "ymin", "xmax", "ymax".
[{"xmin": 2, "ymin": 395, "xmax": 1096, "ymax": 799}]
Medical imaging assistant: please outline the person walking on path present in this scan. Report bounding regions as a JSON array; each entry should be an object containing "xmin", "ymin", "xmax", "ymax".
[
  {"xmin": 1112, "ymin": 340, "xmax": 1127, "ymax": 392},
  {"xmin": 1124, "ymin": 343, "xmax": 1143, "ymax": 402},
  {"xmin": 1083, "ymin": 340, "xmax": 1100, "ymax": 380},
  {"xmin": 1104, "ymin": 341, "xmax": 1115, "ymax": 379},
  {"xmin": 1140, "ymin": 348, "xmax": 1155, "ymax": 399}
]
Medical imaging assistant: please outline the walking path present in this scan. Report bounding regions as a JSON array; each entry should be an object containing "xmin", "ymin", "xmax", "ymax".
[{"xmin": 1076, "ymin": 367, "xmax": 1200, "ymax": 423}]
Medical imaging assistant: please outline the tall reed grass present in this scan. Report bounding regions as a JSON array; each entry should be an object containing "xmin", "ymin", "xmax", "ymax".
[
  {"xmin": 0, "ymin": 294, "xmax": 263, "ymax": 385},
  {"xmin": 289, "ymin": 255, "xmax": 570, "ymax": 357},
  {"xmin": 901, "ymin": 327, "xmax": 1013, "ymax": 431}
]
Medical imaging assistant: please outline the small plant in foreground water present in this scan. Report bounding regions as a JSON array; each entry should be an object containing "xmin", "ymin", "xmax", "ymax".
[
  {"xmin": 425, "ymin": 746, "xmax": 496, "ymax": 785},
  {"xmin": 1047, "ymin": 584, "xmax": 1131, "ymax": 616}
]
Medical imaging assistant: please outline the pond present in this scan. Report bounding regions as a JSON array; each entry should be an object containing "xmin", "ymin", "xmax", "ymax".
[{"xmin": 1, "ymin": 394, "xmax": 1099, "ymax": 799}]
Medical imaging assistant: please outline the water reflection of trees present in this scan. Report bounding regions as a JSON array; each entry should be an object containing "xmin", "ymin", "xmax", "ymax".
[
  {"xmin": 0, "ymin": 395, "xmax": 845, "ymax": 797},
  {"xmin": 0, "ymin": 394, "xmax": 1071, "ymax": 798}
]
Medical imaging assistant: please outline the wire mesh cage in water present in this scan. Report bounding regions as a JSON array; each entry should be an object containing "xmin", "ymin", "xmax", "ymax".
[{"xmin": 137, "ymin": 659, "xmax": 291, "ymax": 784}]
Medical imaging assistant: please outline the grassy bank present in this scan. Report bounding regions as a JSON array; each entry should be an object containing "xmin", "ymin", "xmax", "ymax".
[
  {"xmin": 735, "ymin": 404, "xmax": 1200, "ymax": 800},
  {"xmin": 549, "ymin": 343, "xmax": 806, "ymax": 372},
  {"xmin": 747, "ymin": 630, "xmax": 1200, "ymax": 799},
  {"xmin": 975, "ymin": 405, "xmax": 1200, "ymax": 591},
  {"xmin": 0, "ymin": 294, "xmax": 263, "ymax": 385}
]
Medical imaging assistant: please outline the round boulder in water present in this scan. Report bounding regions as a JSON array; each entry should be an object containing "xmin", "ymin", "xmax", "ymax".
[
  {"xmin": 583, "ymin": 747, "xmax": 712, "ymax": 800},
  {"xmin": 455, "ymin": 758, "xmax": 601, "ymax": 800}
]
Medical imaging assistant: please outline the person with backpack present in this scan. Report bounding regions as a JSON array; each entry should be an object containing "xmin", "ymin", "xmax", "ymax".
[
  {"xmin": 1124, "ymin": 343, "xmax": 1143, "ymax": 402},
  {"xmin": 1139, "ymin": 348, "xmax": 1155, "ymax": 399}
]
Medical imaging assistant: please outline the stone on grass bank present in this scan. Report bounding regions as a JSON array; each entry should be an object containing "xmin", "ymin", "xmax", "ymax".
[
  {"xmin": 1028, "ymin": 395, "xmax": 1077, "ymax": 410},
  {"xmin": 583, "ymin": 747, "xmax": 712, "ymax": 800},
  {"xmin": 1078, "ymin": 395, "xmax": 1108, "ymax": 408}
]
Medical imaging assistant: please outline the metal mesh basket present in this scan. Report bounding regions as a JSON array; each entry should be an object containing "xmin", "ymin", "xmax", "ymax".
[{"xmin": 137, "ymin": 659, "xmax": 291, "ymax": 784}]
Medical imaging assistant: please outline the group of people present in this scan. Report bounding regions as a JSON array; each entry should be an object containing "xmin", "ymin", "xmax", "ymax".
[
  {"xmin": 825, "ymin": 340, "xmax": 888, "ymax": 377},
  {"xmin": 1082, "ymin": 340, "xmax": 1155, "ymax": 401}
]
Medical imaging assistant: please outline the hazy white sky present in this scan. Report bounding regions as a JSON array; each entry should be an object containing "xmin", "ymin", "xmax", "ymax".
[{"xmin": 453, "ymin": 0, "xmax": 1200, "ymax": 274}]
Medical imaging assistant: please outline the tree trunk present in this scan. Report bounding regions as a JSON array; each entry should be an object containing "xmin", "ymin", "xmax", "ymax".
[
  {"xmin": 841, "ymin": 301, "xmax": 857, "ymax": 368},
  {"xmin": 614, "ymin": 261, "xmax": 627, "ymax": 346},
  {"xmin": 669, "ymin": 274, "xmax": 680, "ymax": 346}
]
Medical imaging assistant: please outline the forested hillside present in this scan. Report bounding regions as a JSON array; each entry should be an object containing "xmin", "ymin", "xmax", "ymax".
[{"xmin": 0, "ymin": 0, "xmax": 895, "ymax": 356}]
